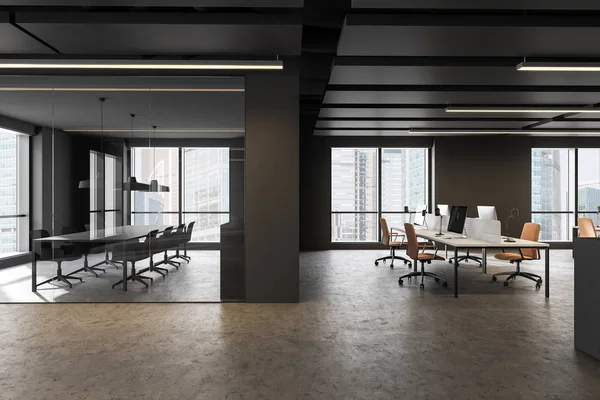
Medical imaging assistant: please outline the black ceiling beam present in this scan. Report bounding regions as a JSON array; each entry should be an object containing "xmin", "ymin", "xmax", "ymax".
[
  {"xmin": 317, "ymin": 117, "xmax": 542, "ymax": 122},
  {"xmin": 333, "ymin": 56, "xmax": 600, "ymax": 67},
  {"xmin": 523, "ymin": 102, "xmax": 600, "ymax": 129},
  {"xmin": 345, "ymin": 13, "xmax": 600, "ymax": 27},
  {"xmin": 319, "ymin": 103, "xmax": 589, "ymax": 109},
  {"xmin": 326, "ymin": 84, "xmax": 600, "ymax": 92}
]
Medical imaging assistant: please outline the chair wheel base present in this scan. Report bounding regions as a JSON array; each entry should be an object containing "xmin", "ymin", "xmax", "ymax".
[
  {"xmin": 419, "ymin": 283, "xmax": 425, "ymax": 290},
  {"xmin": 503, "ymin": 281, "xmax": 509, "ymax": 287},
  {"xmin": 442, "ymin": 281, "xmax": 448, "ymax": 287},
  {"xmin": 374, "ymin": 261, "xmax": 379, "ymax": 266},
  {"xmin": 398, "ymin": 279, "xmax": 403, "ymax": 285},
  {"xmin": 492, "ymin": 276, "xmax": 497, "ymax": 282},
  {"xmin": 390, "ymin": 265, "xmax": 394, "ymax": 269}
]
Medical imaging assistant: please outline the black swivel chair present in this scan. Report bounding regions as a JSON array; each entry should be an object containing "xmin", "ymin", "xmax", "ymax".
[
  {"xmin": 111, "ymin": 232, "xmax": 156, "ymax": 289},
  {"xmin": 448, "ymin": 249, "xmax": 483, "ymax": 267},
  {"xmin": 168, "ymin": 223, "xmax": 189, "ymax": 263},
  {"xmin": 31, "ymin": 229, "xmax": 84, "ymax": 289},
  {"xmin": 153, "ymin": 227, "xmax": 181, "ymax": 269},
  {"xmin": 180, "ymin": 221, "xmax": 195, "ymax": 262},
  {"xmin": 61, "ymin": 226, "xmax": 106, "ymax": 277},
  {"xmin": 137, "ymin": 230, "xmax": 169, "ymax": 277}
]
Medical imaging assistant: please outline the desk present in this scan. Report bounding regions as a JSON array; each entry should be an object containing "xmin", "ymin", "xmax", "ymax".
[
  {"xmin": 392, "ymin": 227, "xmax": 550, "ymax": 298},
  {"xmin": 32, "ymin": 225, "xmax": 168, "ymax": 292},
  {"xmin": 572, "ymin": 225, "xmax": 600, "ymax": 257}
]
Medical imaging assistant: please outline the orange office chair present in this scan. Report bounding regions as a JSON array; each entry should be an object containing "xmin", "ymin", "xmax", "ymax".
[
  {"xmin": 375, "ymin": 218, "xmax": 412, "ymax": 269},
  {"xmin": 398, "ymin": 223, "xmax": 447, "ymax": 290},
  {"xmin": 578, "ymin": 217, "xmax": 598, "ymax": 238},
  {"xmin": 492, "ymin": 222, "xmax": 542, "ymax": 289}
]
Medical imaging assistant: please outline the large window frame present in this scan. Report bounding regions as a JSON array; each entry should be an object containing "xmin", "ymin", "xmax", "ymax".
[
  {"xmin": 331, "ymin": 147, "xmax": 429, "ymax": 243},
  {"xmin": 0, "ymin": 129, "xmax": 29, "ymax": 256},
  {"xmin": 131, "ymin": 147, "xmax": 230, "ymax": 243},
  {"xmin": 530, "ymin": 148, "xmax": 600, "ymax": 242}
]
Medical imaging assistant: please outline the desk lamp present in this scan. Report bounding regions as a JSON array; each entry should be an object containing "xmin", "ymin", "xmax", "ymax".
[
  {"xmin": 434, "ymin": 207, "xmax": 444, "ymax": 236},
  {"xmin": 421, "ymin": 209, "xmax": 429, "ymax": 229},
  {"xmin": 504, "ymin": 208, "xmax": 520, "ymax": 242},
  {"xmin": 404, "ymin": 206, "xmax": 412, "ymax": 223},
  {"xmin": 597, "ymin": 206, "xmax": 600, "ymax": 227}
]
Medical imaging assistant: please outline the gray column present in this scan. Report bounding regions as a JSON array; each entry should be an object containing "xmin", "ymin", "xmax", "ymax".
[{"xmin": 244, "ymin": 71, "xmax": 299, "ymax": 303}]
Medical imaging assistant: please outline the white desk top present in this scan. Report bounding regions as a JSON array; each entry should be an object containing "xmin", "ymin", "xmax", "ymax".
[
  {"xmin": 393, "ymin": 226, "xmax": 549, "ymax": 249},
  {"xmin": 34, "ymin": 225, "xmax": 171, "ymax": 243}
]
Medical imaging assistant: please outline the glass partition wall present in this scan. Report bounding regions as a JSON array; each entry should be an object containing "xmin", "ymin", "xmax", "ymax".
[{"xmin": 0, "ymin": 76, "xmax": 245, "ymax": 303}]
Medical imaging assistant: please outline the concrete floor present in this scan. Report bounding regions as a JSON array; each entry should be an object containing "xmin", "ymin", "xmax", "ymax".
[
  {"xmin": 0, "ymin": 250, "xmax": 220, "ymax": 302},
  {"xmin": 1, "ymin": 250, "xmax": 599, "ymax": 399}
]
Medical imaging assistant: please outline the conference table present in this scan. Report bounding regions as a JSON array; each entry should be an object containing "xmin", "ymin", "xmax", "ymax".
[
  {"xmin": 32, "ymin": 225, "xmax": 169, "ymax": 292},
  {"xmin": 393, "ymin": 227, "xmax": 551, "ymax": 298}
]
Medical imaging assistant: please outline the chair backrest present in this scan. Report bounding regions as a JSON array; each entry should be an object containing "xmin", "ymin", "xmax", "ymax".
[
  {"xmin": 84, "ymin": 224, "xmax": 90, "ymax": 231},
  {"xmin": 380, "ymin": 218, "xmax": 390, "ymax": 246},
  {"xmin": 404, "ymin": 223, "xmax": 419, "ymax": 260},
  {"xmin": 176, "ymin": 223, "xmax": 186, "ymax": 234},
  {"xmin": 186, "ymin": 221, "xmax": 196, "ymax": 238},
  {"xmin": 520, "ymin": 222, "xmax": 541, "ymax": 259},
  {"xmin": 30, "ymin": 229, "xmax": 51, "ymax": 256},
  {"xmin": 161, "ymin": 226, "xmax": 173, "ymax": 238},
  {"xmin": 578, "ymin": 218, "xmax": 597, "ymax": 238}
]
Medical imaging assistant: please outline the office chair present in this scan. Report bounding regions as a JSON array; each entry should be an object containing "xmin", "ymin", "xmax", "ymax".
[
  {"xmin": 153, "ymin": 227, "xmax": 181, "ymax": 269},
  {"xmin": 31, "ymin": 229, "xmax": 84, "ymax": 289},
  {"xmin": 181, "ymin": 221, "xmax": 195, "ymax": 262},
  {"xmin": 578, "ymin": 217, "xmax": 598, "ymax": 238},
  {"xmin": 111, "ymin": 232, "xmax": 156, "ymax": 289},
  {"xmin": 137, "ymin": 230, "xmax": 169, "ymax": 277},
  {"xmin": 84, "ymin": 224, "xmax": 121, "ymax": 270},
  {"xmin": 168, "ymin": 223, "xmax": 190, "ymax": 263},
  {"xmin": 60, "ymin": 226, "xmax": 107, "ymax": 278},
  {"xmin": 375, "ymin": 218, "xmax": 412, "ymax": 269},
  {"xmin": 398, "ymin": 223, "xmax": 447, "ymax": 290},
  {"xmin": 492, "ymin": 222, "xmax": 542, "ymax": 289}
]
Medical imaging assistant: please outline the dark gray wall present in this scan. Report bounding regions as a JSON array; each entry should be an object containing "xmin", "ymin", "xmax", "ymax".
[
  {"xmin": 433, "ymin": 136, "xmax": 533, "ymax": 238},
  {"xmin": 245, "ymin": 71, "xmax": 299, "ymax": 303},
  {"xmin": 31, "ymin": 127, "xmax": 74, "ymax": 234}
]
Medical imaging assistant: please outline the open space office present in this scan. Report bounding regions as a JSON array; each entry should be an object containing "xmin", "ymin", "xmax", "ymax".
[{"xmin": 1, "ymin": 1, "xmax": 600, "ymax": 398}]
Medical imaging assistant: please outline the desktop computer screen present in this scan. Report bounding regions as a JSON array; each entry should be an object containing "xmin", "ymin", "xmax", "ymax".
[
  {"xmin": 477, "ymin": 205, "xmax": 498, "ymax": 220},
  {"xmin": 448, "ymin": 206, "xmax": 468, "ymax": 234}
]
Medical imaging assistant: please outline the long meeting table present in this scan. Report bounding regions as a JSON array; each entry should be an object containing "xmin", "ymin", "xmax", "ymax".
[
  {"xmin": 32, "ymin": 225, "xmax": 169, "ymax": 292},
  {"xmin": 393, "ymin": 227, "xmax": 551, "ymax": 298}
]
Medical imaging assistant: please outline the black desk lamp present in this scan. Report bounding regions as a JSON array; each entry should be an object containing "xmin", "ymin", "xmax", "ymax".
[
  {"xmin": 504, "ymin": 208, "xmax": 520, "ymax": 242},
  {"xmin": 421, "ymin": 209, "xmax": 429, "ymax": 229},
  {"xmin": 435, "ymin": 207, "xmax": 444, "ymax": 236},
  {"xmin": 596, "ymin": 206, "xmax": 600, "ymax": 227},
  {"xmin": 404, "ymin": 206, "xmax": 412, "ymax": 223}
]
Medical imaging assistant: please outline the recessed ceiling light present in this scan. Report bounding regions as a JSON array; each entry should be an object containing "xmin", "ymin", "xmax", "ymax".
[
  {"xmin": 0, "ymin": 87, "xmax": 244, "ymax": 92},
  {"xmin": 517, "ymin": 62, "xmax": 600, "ymax": 72},
  {"xmin": 445, "ymin": 106, "xmax": 600, "ymax": 114},
  {"xmin": 64, "ymin": 128, "xmax": 245, "ymax": 133},
  {"xmin": 0, "ymin": 60, "xmax": 283, "ymax": 70}
]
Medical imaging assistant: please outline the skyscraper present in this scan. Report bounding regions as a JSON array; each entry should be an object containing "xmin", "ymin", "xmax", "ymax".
[{"xmin": 0, "ymin": 130, "xmax": 17, "ymax": 254}]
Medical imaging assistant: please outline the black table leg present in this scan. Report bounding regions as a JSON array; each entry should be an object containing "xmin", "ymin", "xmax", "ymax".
[
  {"xmin": 31, "ymin": 238, "xmax": 36, "ymax": 292},
  {"xmin": 454, "ymin": 247, "xmax": 459, "ymax": 298},
  {"xmin": 122, "ymin": 241, "xmax": 128, "ymax": 292},
  {"xmin": 482, "ymin": 248, "xmax": 487, "ymax": 274},
  {"xmin": 545, "ymin": 247, "xmax": 550, "ymax": 298}
]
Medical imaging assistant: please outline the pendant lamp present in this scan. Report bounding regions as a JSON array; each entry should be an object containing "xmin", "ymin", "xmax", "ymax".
[
  {"xmin": 123, "ymin": 113, "xmax": 150, "ymax": 192},
  {"xmin": 148, "ymin": 125, "xmax": 170, "ymax": 192},
  {"xmin": 79, "ymin": 97, "xmax": 106, "ymax": 189}
]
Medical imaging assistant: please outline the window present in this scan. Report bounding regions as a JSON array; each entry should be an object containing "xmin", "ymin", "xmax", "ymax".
[
  {"xmin": 331, "ymin": 148, "xmax": 428, "ymax": 242},
  {"xmin": 131, "ymin": 147, "xmax": 230, "ymax": 243},
  {"xmin": 0, "ymin": 128, "xmax": 28, "ymax": 255},
  {"xmin": 183, "ymin": 148, "xmax": 229, "ymax": 242},
  {"xmin": 531, "ymin": 149, "xmax": 575, "ymax": 241},
  {"xmin": 578, "ymin": 149, "xmax": 600, "ymax": 225},
  {"xmin": 131, "ymin": 147, "xmax": 179, "ymax": 228}
]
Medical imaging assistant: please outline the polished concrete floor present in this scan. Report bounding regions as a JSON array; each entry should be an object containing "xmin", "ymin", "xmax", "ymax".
[
  {"xmin": 1, "ymin": 250, "xmax": 599, "ymax": 399},
  {"xmin": 0, "ymin": 250, "xmax": 220, "ymax": 302}
]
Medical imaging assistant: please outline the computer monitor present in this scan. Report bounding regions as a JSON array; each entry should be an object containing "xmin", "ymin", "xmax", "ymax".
[
  {"xmin": 448, "ymin": 206, "xmax": 468, "ymax": 234},
  {"xmin": 437, "ymin": 204, "xmax": 450, "ymax": 217},
  {"xmin": 477, "ymin": 205, "xmax": 498, "ymax": 220},
  {"xmin": 413, "ymin": 204, "xmax": 427, "ymax": 226}
]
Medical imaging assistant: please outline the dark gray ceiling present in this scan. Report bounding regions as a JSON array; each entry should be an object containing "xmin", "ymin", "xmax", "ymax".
[
  {"xmin": 0, "ymin": 1, "xmax": 302, "ymax": 6},
  {"xmin": 0, "ymin": 76, "xmax": 245, "ymax": 139}
]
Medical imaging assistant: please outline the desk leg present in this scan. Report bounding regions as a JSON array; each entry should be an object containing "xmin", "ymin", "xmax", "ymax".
[
  {"xmin": 482, "ymin": 248, "xmax": 487, "ymax": 274},
  {"xmin": 31, "ymin": 238, "xmax": 36, "ymax": 292},
  {"xmin": 545, "ymin": 247, "xmax": 550, "ymax": 298},
  {"xmin": 454, "ymin": 247, "xmax": 459, "ymax": 298},
  {"xmin": 122, "ymin": 241, "xmax": 128, "ymax": 292}
]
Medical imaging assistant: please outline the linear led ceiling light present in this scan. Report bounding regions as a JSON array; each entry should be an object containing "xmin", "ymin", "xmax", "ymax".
[
  {"xmin": 409, "ymin": 129, "xmax": 600, "ymax": 136},
  {"xmin": 63, "ymin": 128, "xmax": 245, "ymax": 133},
  {"xmin": 0, "ymin": 60, "xmax": 283, "ymax": 70},
  {"xmin": 517, "ymin": 62, "xmax": 600, "ymax": 72},
  {"xmin": 445, "ymin": 106, "xmax": 600, "ymax": 114},
  {"xmin": 0, "ymin": 88, "xmax": 245, "ymax": 92}
]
